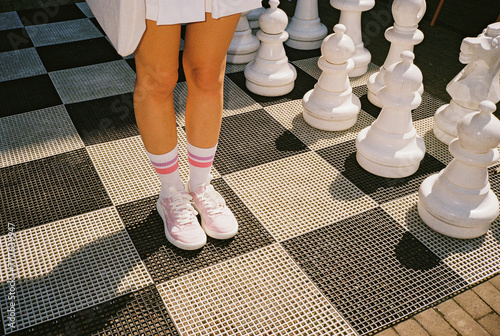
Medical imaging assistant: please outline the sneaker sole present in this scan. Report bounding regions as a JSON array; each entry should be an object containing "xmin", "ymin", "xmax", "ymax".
[
  {"xmin": 156, "ymin": 199, "xmax": 206, "ymax": 251},
  {"xmin": 191, "ymin": 202, "xmax": 238, "ymax": 240}
]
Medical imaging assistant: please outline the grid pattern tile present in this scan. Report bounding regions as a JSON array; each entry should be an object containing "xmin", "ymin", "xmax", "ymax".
[{"xmin": 158, "ymin": 243, "xmax": 357, "ymax": 336}]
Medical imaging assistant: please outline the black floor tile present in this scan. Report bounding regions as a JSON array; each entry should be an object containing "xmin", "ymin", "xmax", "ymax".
[
  {"xmin": 66, "ymin": 93, "xmax": 139, "ymax": 145},
  {"xmin": 284, "ymin": 44, "xmax": 322, "ymax": 62},
  {"xmin": 226, "ymin": 66, "xmax": 317, "ymax": 107},
  {"xmin": 36, "ymin": 37, "xmax": 122, "ymax": 72},
  {"xmin": 125, "ymin": 58, "xmax": 136, "ymax": 72},
  {"xmin": 0, "ymin": 28, "xmax": 33, "ymax": 52},
  {"xmin": 283, "ymin": 207, "xmax": 467, "ymax": 335},
  {"xmin": 0, "ymin": 149, "xmax": 112, "ymax": 234},
  {"xmin": 117, "ymin": 178, "xmax": 275, "ymax": 284},
  {"xmin": 10, "ymin": 285, "xmax": 179, "ymax": 336},
  {"xmin": 213, "ymin": 109, "xmax": 309, "ymax": 175},
  {"xmin": 89, "ymin": 17, "xmax": 105, "ymax": 35},
  {"xmin": 16, "ymin": 4, "xmax": 86, "ymax": 26},
  {"xmin": 0, "ymin": 74, "xmax": 62, "ymax": 117},
  {"xmin": 316, "ymin": 139, "xmax": 446, "ymax": 204}
]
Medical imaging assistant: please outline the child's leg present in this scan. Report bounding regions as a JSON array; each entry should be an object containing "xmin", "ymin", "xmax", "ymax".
[
  {"xmin": 134, "ymin": 20, "xmax": 184, "ymax": 195},
  {"xmin": 183, "ymin": 13, "xmax": 240, "ymax": 189}
]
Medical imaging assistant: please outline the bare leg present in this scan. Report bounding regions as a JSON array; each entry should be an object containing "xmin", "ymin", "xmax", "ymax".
[
  {"xmin": 134, "ymin": 20, "xmax": 181, "ymax": 154},
  {"xmin": 183, "ymin": 13, "xmax": 241, "ymax": 148}
]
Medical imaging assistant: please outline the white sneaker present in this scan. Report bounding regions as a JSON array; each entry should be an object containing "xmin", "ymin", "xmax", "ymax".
[{"xmin": 156, "ymin": 187, "xmax": 206, "ymax": 250}]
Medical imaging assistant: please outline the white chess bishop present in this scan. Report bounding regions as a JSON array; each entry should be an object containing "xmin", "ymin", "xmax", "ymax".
[
  {"xmin": 285, "ymin": 0, "xmax": 328, "ymax": 50},
  {"xmin": 302, "ymin": 24, "xmax": 361, "ymax": 131},
  {"xmin": 330, "ymin": 0, "xmax": 374, "ymax": 77},
  {"xmin": 433, "ymin": 22, "xmax": 500, "ymax": 145},
  {"xmin": 244, "ymin": 0, "xmax": 297, "ymax": 96},
  {"xmin": 367, "ymin": 0, "xmax": 426, "ymax": 107},
  {"xmin": 227, "ymin": 11, "xmax": 260, "ymax": 64},
  {"xmin": 418, "ymin": 101, "xmax": 500, "ymax": 239},
  {"xmin": 356, "ymin": 51, "xmax": 425, "ymax": 178}
]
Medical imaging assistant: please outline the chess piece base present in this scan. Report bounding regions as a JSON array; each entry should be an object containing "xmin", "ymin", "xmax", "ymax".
[
  {"xmin": 356, "ymin": 151, "xmax": 421, "ymax": 178},
  {"xmin": 349, "ymin": 47, "xmax": 371, "ymax": 77},
  {"xmin": 434, "ymin": 101, "xmax": 475, "ymax": 145},
  {"xmin": 285, "ymin": 18, "xmax": 328, "ymax": 50},
  {"xmin": 418, "ymin": 174, "xmax": 499, "ymax": 239},
  {"xmin": 302, "ymin": 89, "xmax": 360, "ymax": 131},
  {"xmin": 227, "ymin": 52, "xmax": 258, "ymax": 64}
]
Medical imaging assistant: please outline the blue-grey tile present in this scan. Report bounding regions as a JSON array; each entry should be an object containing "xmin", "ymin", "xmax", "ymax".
[
  {"xmin": 0, "ymin": 47, "xmax": 46, "ymax": 82},
  {"xmin": 25, "ymin": 18, "xmax": 102, "ymax": 47}
]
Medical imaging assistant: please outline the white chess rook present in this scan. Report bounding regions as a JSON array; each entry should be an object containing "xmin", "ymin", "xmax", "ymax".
[
  {"xmin": 227, "ymin": 11, "xmax": 260, "ymax": 64},
  {"xmin": 356, "ymin": 51, "xmax": 425, "ymax": 178},
  {"xmin": 247, "ymin": 6, "xmax": 265, "ymax": 29},
  {"xmin": 367, "ymin": 0, "xmax": 426, "ymax": 107},
  {"xmin": 330, "ymin": 0, "xmax": 374, "ymax": 77},
  {"xmin": 418, "ymin": 101, "xmax": 500, "ymax": 239},
  {"xmin": 244, "ymin": 0, "xmax": 297, "ymax": 96},
  {"xmin": 302, "ymin": 24, "xmax": 361, "ymax": 131},
  {"xmin": 285, "ymin": 0, "xmax": 328, "ymax": 50},
  {"xmin": 433, "ymin": 22, "xmax": 500, "ymax": 145}
]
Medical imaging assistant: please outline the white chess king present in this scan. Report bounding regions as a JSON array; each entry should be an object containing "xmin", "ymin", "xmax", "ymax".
[
  {"xmin": 356, "ymin": 51, "xmax": 425, "ymax": 178},
  {"xmin": 302, "ymin": 24, "xmax": 361, "ymax": 131},
  {"xmin": 418, "ymin": 101, "xmax": 500, "ymax": 239}
]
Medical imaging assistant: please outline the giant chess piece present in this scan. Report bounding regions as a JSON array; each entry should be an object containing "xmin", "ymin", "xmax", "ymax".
[
  {"xmin": 419, "ymin": 101, "xmax": 500, "ymax": 239},
  {"xmin": 285, "ymin": 0, "xmax": 328, "ymax": 50},
  {"xmin": 302, "ymin": 24, "xmax": 361, "ymax": 131},
  {"xmin": 330, "ymin": 0, "xmax": 374, "ymax": 77},
  {"xmin": 356, "ymin": 51, "xmax": 425, "ymax": 177},
  {"xmin": 367, "ymin": 0, "xmax": 426, "ymax": 107},
  {"xmin": 227, "ymin": 11, "xmax": 260, "ymax": 64},
  {"xmin": 434, "ymin": 22, "xmax": 500, "ymax": 145},
  {"xmin": 245, "ymin": 0, "xmax": 297, "ymax": 96},
  {"xmin": 248, "ymin": 6, "xmax": 265, "ymax": 29}
]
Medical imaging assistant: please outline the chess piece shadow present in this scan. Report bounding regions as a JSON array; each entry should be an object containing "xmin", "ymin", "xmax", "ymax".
[{"xmin": 394, "ymin": 231, "xmax": 440, "ymax": 271}]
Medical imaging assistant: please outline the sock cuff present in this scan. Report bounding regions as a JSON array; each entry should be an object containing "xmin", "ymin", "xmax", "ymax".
[
  {"xmin": 146, "ymin": 145, "xmax": 179, "ymax": 174},
  {"xmin": 187, "ymin": 142, "xmax": 217, "ymax": 162}
]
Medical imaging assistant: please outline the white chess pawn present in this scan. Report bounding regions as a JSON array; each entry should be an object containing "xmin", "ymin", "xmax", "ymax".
[
  {"xmin": 227, "ymin": 11, "xmax": 260, "ymax": 64},
  {"xmin": 434, "ymin": 22, "xmax": 500, "ymax": 145},
  {"xmin": 418, "ymin": 101, "xmax": 500, "ymax": 239},
  {"xmin": 367, "ymin": 0, "xmax": 426, "ymax": 107},
  {"xmin": 247, "ymin": 6, "xmax": 265, "ymax": 29},
  {"xmin": 302, "ymin": 24, "xmax": 361, "ymax": 131},
  {"xmin": 356, "ymin": 51, "xmax": 426, "ymax": 178},
  {"xmin": 244, "ymin": 0, "xmax": 297, "ymax": 96},
  {"xmin": 330, "ymin": 0, "xmax": 375, "ymax": 77},
  {"xmin": 285, "ymin": 0, "xmax": 328, "ymax": 50}
]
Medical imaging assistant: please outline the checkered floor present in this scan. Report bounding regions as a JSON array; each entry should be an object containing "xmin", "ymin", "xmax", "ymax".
[{"xmin": 1, "ymin": 3, "xmax": 499, "ymax": 336}]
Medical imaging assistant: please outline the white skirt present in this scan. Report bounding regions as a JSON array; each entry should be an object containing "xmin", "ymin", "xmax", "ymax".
[{"xmin": 146, "ymin": 0, "xmax": 262, "ymax": 25}]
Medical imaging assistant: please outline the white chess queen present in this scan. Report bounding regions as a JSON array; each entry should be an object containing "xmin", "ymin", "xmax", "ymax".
[{"xmin": 131, "ymin": 0, "xmax": 262, "ymax": 251}]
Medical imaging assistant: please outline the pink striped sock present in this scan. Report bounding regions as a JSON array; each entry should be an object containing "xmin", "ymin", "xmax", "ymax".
[
  {"xmin": 146, "ymin": 145, "xmax": 184, "ymax": 198},
  {"xmin": 187, "ymin": 142, "xmax": 217, "ymax": 190}
]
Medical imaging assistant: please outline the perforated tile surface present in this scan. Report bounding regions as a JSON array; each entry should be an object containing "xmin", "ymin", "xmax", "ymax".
[
  {"xmin": 158, "ymin": 243, "xmax": 357, "ymax": 336},
  {"xmin": 0, "ymin": 207, "xmax": 152, "ymax": 333},
  {"xmin": 0, "ymin": 105, "xmax": 84, "ymax": 167},
  {"xmin": 1, "ymin": 4, "xmax": 499, "ymax": 335},
  {"xmin": 11, "ymin": 285, "xmax": 179, "ymax": 336},
  {"xmin": 25, "ymin": 18, "xmax": 102, "ymax": 47},
  {"xmin": 225, "ymin": 151, "xmax": 377, "ymax": 241},
  {"xmin": 283, "ymin": 207, "xmax": 468, "ymax": 335},
  {"xmin": 49, "ymin": 60, "xmax": 136, "ymax": 104},
  {"xmin": 264, "ymin": 99, "xmax": 376, "ymax": 151},
  {"xmin": 0, "ymin": 47, "xmax": 45, "ymax": 82}
]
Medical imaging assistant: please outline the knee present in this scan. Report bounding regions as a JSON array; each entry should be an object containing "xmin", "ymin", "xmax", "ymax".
[
  {"xmin": 185, "ymin": 65, "xmax": 225, "ymax": 93},
  {"xmin": 134, "ymin": 66, "xmax": 179, "ymax": 102}
]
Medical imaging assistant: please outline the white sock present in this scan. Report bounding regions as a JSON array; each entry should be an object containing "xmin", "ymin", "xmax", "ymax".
[
  {"xmin": 146, "ymin": 145, "xmax": 184, "ymax": 198},
  {"xmin": 187, "ymin": 142, "xmax": 217, "ymax": 190}
]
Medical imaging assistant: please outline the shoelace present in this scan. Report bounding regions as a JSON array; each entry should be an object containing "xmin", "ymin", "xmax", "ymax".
[
  {"xmin": 168, "ymin": 192, "xmax": 198, "ymax": 226},
  {"xmin": 199, "ymin": 185, "xmax": 226, "ymax": 216}
]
